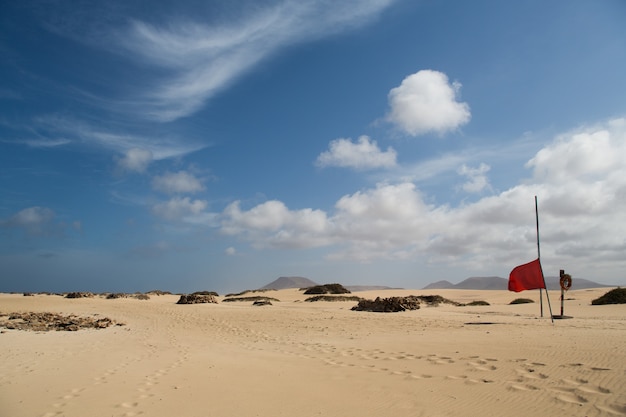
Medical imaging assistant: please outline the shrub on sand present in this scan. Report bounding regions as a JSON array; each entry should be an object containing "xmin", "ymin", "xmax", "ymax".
[
  {"xmin": 351, "ymin": 296, "xmax": 421, "ymax": 312},
  {"xmin": 106, "ymin": 293, "xmax": 127, "ymax": 299},
  {"xmin": 591, "ymin": 287, "xmax": 626, "ymax": 305},
  {"xmin": 192, "ymin": 291, "xmax": 219, "ymax": 297},
  {"xmin": 133, "ymin": 294, "xmax": 150, "ymax": 300},
  {"xmin": 65, "ymin": 292, "xmax": 94, "ymax": 299},
  {"xmin": 176, "ymin": 294, "xmax": 218, "ymax": 304},
  {"xmin": 225, "ymin": 289, "xmax": 276, "ymax": 297},
  {"xmin": 464, "ymin": 300, "xmax": 490, "ymax": 306},
  {"xmin": 304, "ymin": 283, "xmax": 350, "ymax": 295},
  {"xmin": 222, "ymin": 296, "xmax": 279, "ymax": 303},
  {"xmin": 146, "ymin": 290, "xmax": 172, "ymax": 296},
  {"xmin": 509, "ymin": 298, "xmax": 534, "ymax": 305},
  {"xmin": 417, "ymin": 295, "xmax": 461, "ymax": 306},
  {"xmin": 305, "ymin": 295, "xmax": 362, "ymax": 302}
]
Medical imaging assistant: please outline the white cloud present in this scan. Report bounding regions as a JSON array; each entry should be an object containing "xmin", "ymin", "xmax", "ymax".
[
  {"xmin": 7, "ymin": 207, "xmax": 55, "ymax": 227},
  {"xmin": 117, "ymin": 148, "xmax": 153, "ymax": 173},
  {"xmin": 316, "ymin": 136, "xmax": 397, "ymax": 170},
  {"xmin": 152, "ymin": 197, "xmax": 208, "ymax": 221},
  {"xmin": 21, "ymin": 138, "xmax": 71, "ymax": 148},
  {"xmin": 152, "ymin": 170, "xmax": 205, "ymax": 194},
  {"xmin": 1, "ymin": 206, "xmax": 75, "ymax": 237},
  {"xmin": 219, "ymin": 117, "xmax": 626, "ymax": 281},
  {"xmin": 457, "ymin": 163, "xmax": 492, "ymax": 193},
  {"xmin": 118, "ymin": 0, "xmax": 397, "ymax": 121},
  {"xmin": 221, "ymin": 200, "xmax": 332, "ymax": 249},
  {"xmin": 527, "ymin": 119, "xmax": 624, "ymax": 183},
  {"xmin": 386, "ymin": 70, "xmax": 470, "ymax": 136},
  {"xmin": 225, "ymin": 247, "xmax": 236, "ymax": 256},
  {"xmin": 33, "ymin": 115, "xmax": 206, "ymax": 160}
]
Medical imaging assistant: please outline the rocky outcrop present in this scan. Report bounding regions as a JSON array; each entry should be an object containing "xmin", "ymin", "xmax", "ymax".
[
  {"xmin": 176, "ymin": 294, "xmax": 218, "ymax": 304},
  {"xmin": 303, "ymin": 283, "xmax": 350, "ymax": 295},
  {"xmin": 65, "ymin": 292, "xmax": 95, "ymax": 299},
  {"xmin": 352, "ymin": 296, "xmax": 422, "ymax": 312},
  {"xmin": 0, "ymin": 312, "xmax": 122, "ymax": 331}
]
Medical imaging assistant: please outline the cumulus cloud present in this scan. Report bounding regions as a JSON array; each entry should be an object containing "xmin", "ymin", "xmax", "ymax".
[
  {"xmin": 225, "ymin": 246, "xmax": 236, "ymax": 256},
  {"xmin": 386, "ymin": 70, "xmax": 470, "ymax": 136},
  {"xmin": 152, "ymin": 197, "xmax": 208, "ymax": 221},
  {"xmin": 220, "ymin": 117, "xmax": 626, "ymax": 281},
  {"xmin": 221, "ymin": 200, "xmax": 331, "ymax": 249},
  {"xmin": 117, "ymin": 148, "xmax": 153, "ymax": 173},
  {"xmin": 527, "ymin": 119, "xmax": 625, "ymax": 183},
  {"xmin": 152, "ymin": 170, "xmax": 205, "ymax": 194},
  {"xmin": 316, "ymin": 136, "xmax": 397, "ymax": 170},
  {"xmin": 457, "ymin": 163, "xmax": 492, "ymax": 193}
]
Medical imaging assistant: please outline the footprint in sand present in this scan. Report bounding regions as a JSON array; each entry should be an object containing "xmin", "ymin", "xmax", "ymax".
[
  {"xmin": 555, "ymin": 392, "xmax": 589, "ymax": 405},
  {"xmin": 507, "ymin": 382, "xmax": 540, "ymax": 391},
  {"xmin": 595, "ymin": 403, "xmax": 626, "ymax": 416},
  {"xmin": 61, "ymin": 387, "xmax": 84, "ymax": 400},
  {"xmin": 515, "ymin": 367, "xmax": 548, "ymax": 380}
]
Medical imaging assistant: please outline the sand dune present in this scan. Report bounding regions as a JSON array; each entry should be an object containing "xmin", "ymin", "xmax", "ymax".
[{"xmin": 1, "ymin": 288, "xmax": 625, "ymax": 417}]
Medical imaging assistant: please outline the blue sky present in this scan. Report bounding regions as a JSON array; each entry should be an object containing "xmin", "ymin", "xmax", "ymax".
[{"xmin": 2, "ymin": 0, "xmax": 626, "ymax": 293}]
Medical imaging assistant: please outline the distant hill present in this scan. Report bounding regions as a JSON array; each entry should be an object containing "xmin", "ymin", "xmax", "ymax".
[
  {"xmin": 345, "ymin": 285, "xmax": 400, "ymax": 292},
  {"xmin": 422, "ymin": 280, "xmax": 455, "ymax": 290},
  {"xmin": 424, "ymin": 276, "xmax": 612, "ymax": 290},
  {"xmin": 259, "ymin": 276, "xmax": 318, "ymax": 290},
  {"xmin": 544, "ymin": 277, "xmax": 612, "ymax": 290},
  {"xmin": 455, "ymin": 276, "xmax": 508, "ymax": 290}
]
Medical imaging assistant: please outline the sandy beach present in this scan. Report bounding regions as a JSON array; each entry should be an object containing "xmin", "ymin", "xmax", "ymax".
[{"xmin": 1, "ymin": 287, "xmax": 625, "ymax": 417}]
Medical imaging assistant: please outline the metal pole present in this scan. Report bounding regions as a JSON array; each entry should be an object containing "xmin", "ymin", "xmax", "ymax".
[
  {"xmin": 535, "ymin": 196, "xmax": 543, "ymax": 317},
  {"xmin": 535, "ymin": 196, "xmax": 554, "ymax": 323}
]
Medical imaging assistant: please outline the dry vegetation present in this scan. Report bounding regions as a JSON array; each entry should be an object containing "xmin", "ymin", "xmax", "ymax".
[
  {"xmin": 176, "ymin": 294, "xmax": 218, "ymax": 304},
  {"xmin": 591, "ymin": 287, "xmax": 626, "ymax": 305},
  {"xmin": 303, "ymin": 283, "xmax": 351, "ymax": 295},
  {"xmin": 509, "ymin": 298, "xmax": 534, "ymax": 304},
  {"xmin": 223, "ymin": 296, "xmax": 280, "ymax": 303},
  {"xmin": 305, "ymin": 295, "xmax": 362, "ymax": 302},
  {"xmin": 0, "ymin": 312, "xmax": 123, "ymax": 331}
]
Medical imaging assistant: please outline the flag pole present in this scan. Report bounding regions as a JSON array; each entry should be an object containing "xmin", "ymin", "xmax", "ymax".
[
  {"xmin": 535, "ymin": 196, "xmax": 554, "ymax": 323},
  {"xmin": 535, "ymin": 196, "xmax": 543, "ymax": 317}
]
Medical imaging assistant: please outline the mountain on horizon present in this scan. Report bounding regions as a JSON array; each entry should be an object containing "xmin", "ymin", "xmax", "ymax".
[
  {"xmin": 422, "ymin": 280, "xmax": 455, "ymax": 290},
  {"xmin": 423, "ymin": 276, "xmax": 613, "ymax": 290},
  {"xmin": 345, "ymin": 285, "xmax": 400, "ymax": 292},
  {"xmin": 259, "ymin": 276, "xmax": 318, "ymax": 290}
]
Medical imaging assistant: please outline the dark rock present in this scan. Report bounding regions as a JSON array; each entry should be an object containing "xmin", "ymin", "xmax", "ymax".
[
  {"xmin": 591, "ymin": 287, "xmax": 626, "ymax": 305},
  {"xmin": 352, "ymin": 296, "xmax": 421, "ymax": 312},
  {"xmin": 176, "ymin": 294, "xmax": 218, "ymax": 304},
  {"xmin": 65, "ymin": 292, "xmax": 94, "ymax": 299},
  {"xmin": 304, "ymin": 283, "xmax": 351, "ymax": 295},
  {"xmin": 0, "ymin": 312, "xmax": 122, "ymax": 331}
]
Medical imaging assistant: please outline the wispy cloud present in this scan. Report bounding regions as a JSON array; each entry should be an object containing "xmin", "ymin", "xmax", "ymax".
[
  {"xmin": 32, "ymin": 115, "xmax": 205, "ymax": 159},
  {"xmin": 115, "ymin": 0, "xmax": 397, "ymax": 121}
]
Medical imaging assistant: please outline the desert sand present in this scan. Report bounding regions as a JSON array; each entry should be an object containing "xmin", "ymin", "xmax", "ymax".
[{"xmin": 1, "ymin": 287, "xmax": 625, "ymax": 417}]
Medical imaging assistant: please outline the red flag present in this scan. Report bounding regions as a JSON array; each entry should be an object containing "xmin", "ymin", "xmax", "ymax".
[{"xmin": 508, "ymin": 258, "xmax": 545, "ymax": 292}]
